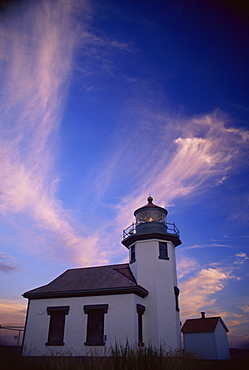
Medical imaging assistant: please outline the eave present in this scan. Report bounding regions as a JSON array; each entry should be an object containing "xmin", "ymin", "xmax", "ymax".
[
  {"xmin": 23, "ymin": 285, "xmax": 149, "ymax": 300},
  {"xmin": 122, "ymin": 232, "xmax": 182, "ymax": 248}
]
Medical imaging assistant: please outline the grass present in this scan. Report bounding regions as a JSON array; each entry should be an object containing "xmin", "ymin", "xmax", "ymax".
[{"xmin": 1, "ymin": 344, "xmax": 247, "ymax": 370}]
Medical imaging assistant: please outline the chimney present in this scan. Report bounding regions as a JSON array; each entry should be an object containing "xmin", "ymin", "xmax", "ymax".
[{"xmin": 201, "ymin": 312, "xmax": 205, "ymax": 319}]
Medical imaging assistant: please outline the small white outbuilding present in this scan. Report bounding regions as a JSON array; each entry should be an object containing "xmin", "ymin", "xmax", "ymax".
[{"xmin": 181, "ymin": 312, "xmax": 230, "ymax": 360}]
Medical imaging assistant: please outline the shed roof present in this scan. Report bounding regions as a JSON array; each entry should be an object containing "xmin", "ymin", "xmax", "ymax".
[
  {"xmin": 23, "ymin": 263, "xmax": 148, "ymax": 299},
  {"xmin": 181, "ymin": 317, "xmax": 229, "ymax": 333}
]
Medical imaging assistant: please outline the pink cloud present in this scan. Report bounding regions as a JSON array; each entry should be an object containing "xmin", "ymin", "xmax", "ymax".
[
  {"xmin": 0, "ymin": 299, "xmax": 26, "ymax": 326},
  {"xmin": 177, "ymin": 256, "xmax": 198, "ymax": 279},
  {"xmin": 179, "ymin": 267, "xmax": 234, "ymax": 319},
  {"xmin": 0, "ymin": 0, "xmax": 109, "ymax": 266},
  {"xmin": 112, "ymin": 110, "xmax": 249, "ymax": 233}
]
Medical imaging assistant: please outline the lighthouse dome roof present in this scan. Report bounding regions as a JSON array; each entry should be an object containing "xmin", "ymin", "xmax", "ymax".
[{"xmin": 134, "ymin": 196, "xmax": 168, "ymax": 217}]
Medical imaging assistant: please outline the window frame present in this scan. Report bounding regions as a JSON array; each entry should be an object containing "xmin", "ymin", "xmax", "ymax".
[
  {"xmin": 130, "ymin": 244, "xmax": 136, "ymax": 263},
  {"xmin": 83, "ymin": 304, "xmax": 108, "ymax": 346},
  {"xmin": 46, "ymin": 306, "xmax": 69, "ymax": 346},
  {"xmin": 174, "ymin": 286, "xmax": 180, "ymax": 312},
  {"xmin": 158, "ymin": 242, "xmax": 169, "ymax": 260},
  {"xmin": 136, "ymin": 304, "xmax": 145, "ymax": 347}
]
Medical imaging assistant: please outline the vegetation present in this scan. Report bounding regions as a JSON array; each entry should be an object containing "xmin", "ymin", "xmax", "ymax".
[{"xmin": 0, "ymin": 344, "xmax": 247, "ymax": 370}]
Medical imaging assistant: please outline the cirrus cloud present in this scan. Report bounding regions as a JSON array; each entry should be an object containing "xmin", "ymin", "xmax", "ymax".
[
  {"xmin": 0, "ymin": 252, "xmax": 22, "ymax": 273},
  {"xmin": 179, "ymin": 267, "xmax": 236, "ymax": 319},
  {"xmin": 0, "ymin": 0, "xmax": 108, "ymax": 266},
  {"xmin": 112, "ymin": 110, "xmax": 249, "ymax": 232}
]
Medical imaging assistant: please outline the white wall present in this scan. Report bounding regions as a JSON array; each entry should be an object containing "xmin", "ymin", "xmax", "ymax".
[
  {"xmin": 183, "ymin": 322, "xmax": 230, "ymax": 360},
  {"xmin": 183, "ymin": 332, "xmax": 217, "ymax": 359},
  {"xmin": 23, "ymin": 293, "xmax": 145, "ymax": 356},
  {"xmin": 130, "ymin": 238, "xmax": 181, "ymax": 350},
  {"xmin": 214, "ymin": 321, "xmax": 230, "ymax": 360}
]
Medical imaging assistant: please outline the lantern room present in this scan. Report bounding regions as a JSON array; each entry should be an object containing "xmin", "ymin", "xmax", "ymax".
[
  {"xmin": 134, "ymin": 196, "xmax": 168, "ymax": 235},
  {"xmin": 135, "ymin": 196, "xmax": 167, "ymax": 223},
  {"xmin": 122, "ymin": 196, "xmax": 181, "ymax": 248}
]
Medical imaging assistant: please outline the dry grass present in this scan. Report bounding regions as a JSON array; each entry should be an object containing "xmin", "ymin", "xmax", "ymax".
[{"xmin": 1, "ymin": 344, "xmax": 246, "ymax": 370}]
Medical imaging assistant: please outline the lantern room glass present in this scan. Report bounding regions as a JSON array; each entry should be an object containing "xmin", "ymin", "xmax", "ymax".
[{"xmin": 136, "ymin": 209, "xmax": 166, "ymax": 224}]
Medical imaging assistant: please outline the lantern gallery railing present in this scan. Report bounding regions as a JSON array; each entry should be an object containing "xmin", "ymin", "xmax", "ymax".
[{"xmin": 123, "ymin": 222, "xmax": 180, "ymax": 239}]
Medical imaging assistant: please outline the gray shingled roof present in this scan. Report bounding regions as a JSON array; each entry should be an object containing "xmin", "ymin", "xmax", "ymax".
[
  {"xmin": 23, "ymin": 263, "xmax": 149, "ymax": 299},
  {"xmin": 181, "ymin": 317, "xmax": 229, "ymax": 333}
]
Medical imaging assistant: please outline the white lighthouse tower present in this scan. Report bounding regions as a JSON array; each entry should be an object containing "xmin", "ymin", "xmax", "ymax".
[{"xmin": 122, "ymin": 196, "xmax": 181, "ymax": 349}]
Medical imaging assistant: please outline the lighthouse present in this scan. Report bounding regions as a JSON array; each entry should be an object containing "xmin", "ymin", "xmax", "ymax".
[
  {"xmin": 22, "ymin": 196, "xmax": 181, "ymax": 356},
  {"xmin": 122, "ymin": 196, "xmax": 182, "ymax": 349}
]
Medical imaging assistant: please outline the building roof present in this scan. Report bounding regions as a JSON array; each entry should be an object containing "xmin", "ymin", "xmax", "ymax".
[
  {"xmin": 134, "ymin": 196, "xmax": 168, "ymax": 216},
  {"xmin": 181, "ymin": 317, "xmax": 229, "ymax": 333},
  {"xmin": 141, "ymin": 196, "xmax": 160, "ymax": 208},
  {"xmin": 23, "ymin": 263, "xmax": 149, "ymax": 299}
]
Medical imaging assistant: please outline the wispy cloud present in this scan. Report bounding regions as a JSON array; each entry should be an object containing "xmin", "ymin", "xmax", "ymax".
[
  {"xmin": 110, "ymin": 110, "xmax": 249, "ymax": 231},
  {"xmin": 87, "ymin": 108, "xmax": 249, "ymax": 265},
  {"xmin": 235, "ymin": 252, "xmax": 248, "ymax": 258},
  {"xmin": 1, "ymin": 0, "xmax": 249, "ymax": 270},
  {"xmin": 177, "ymin": 253, "xmax": 249, "ymax": 347},
  {"xmin": 76, "ymin": 21, "xmax": 135, "ymax": 84},
  {"xmin": 183, "ymin": 243, "xmax": 231, "ymax": 250},
  {"xmin": 226, "ymin": 308, "xmax": 249, "ymax": 348},
  {"xmin": 0, "ymin": 299, "xmax": 26, "ymax": 325},
  {"xmin": 238, "ymin": 305, "xmax": 249, "ymax": 313},
  {"xmin": 0, "ymin": 0, "xmax": 108, "ymax": 266},
  {"xmin": 176, "ymin": 256, "xmax": 198, "ymax": 279},
  {"xmin": 179, "ymin": 267, "xmax": 236, "ymax": 319},
  {"xmin": 234, "ymin": 252, "xmax": 249, "ymax": 265},
  {"xmin": 0, "ymin": 252, "xmax": 22, "ymax": 273}
]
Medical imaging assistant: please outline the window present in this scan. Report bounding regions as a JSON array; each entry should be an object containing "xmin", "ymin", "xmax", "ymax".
[
  {"xmin": 84, "ymin": 304, "xmax": 108, "ymax": 346},
  {"xmin": 130, "ymin": 245, "xmax": 136, "ymax": 263},
  {"xmin": 137, "ymin": 304, "xmax": 145, "ymax": 346},
  {"xmin": 159, "ymin": 242, "xmax": 169, "ymax": 260},
  {"xmin": 174, "ymin": 286, "xmax": 180, "ymax": 312},
  {"xmin": 46, "ymin": 306, "xmax": 69, "ymax": 346}
]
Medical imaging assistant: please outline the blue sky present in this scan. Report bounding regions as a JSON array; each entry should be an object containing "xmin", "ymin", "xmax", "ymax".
[{"xmin": 0, "ymin": 0, "xmax": 248, "ymax": 349}]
